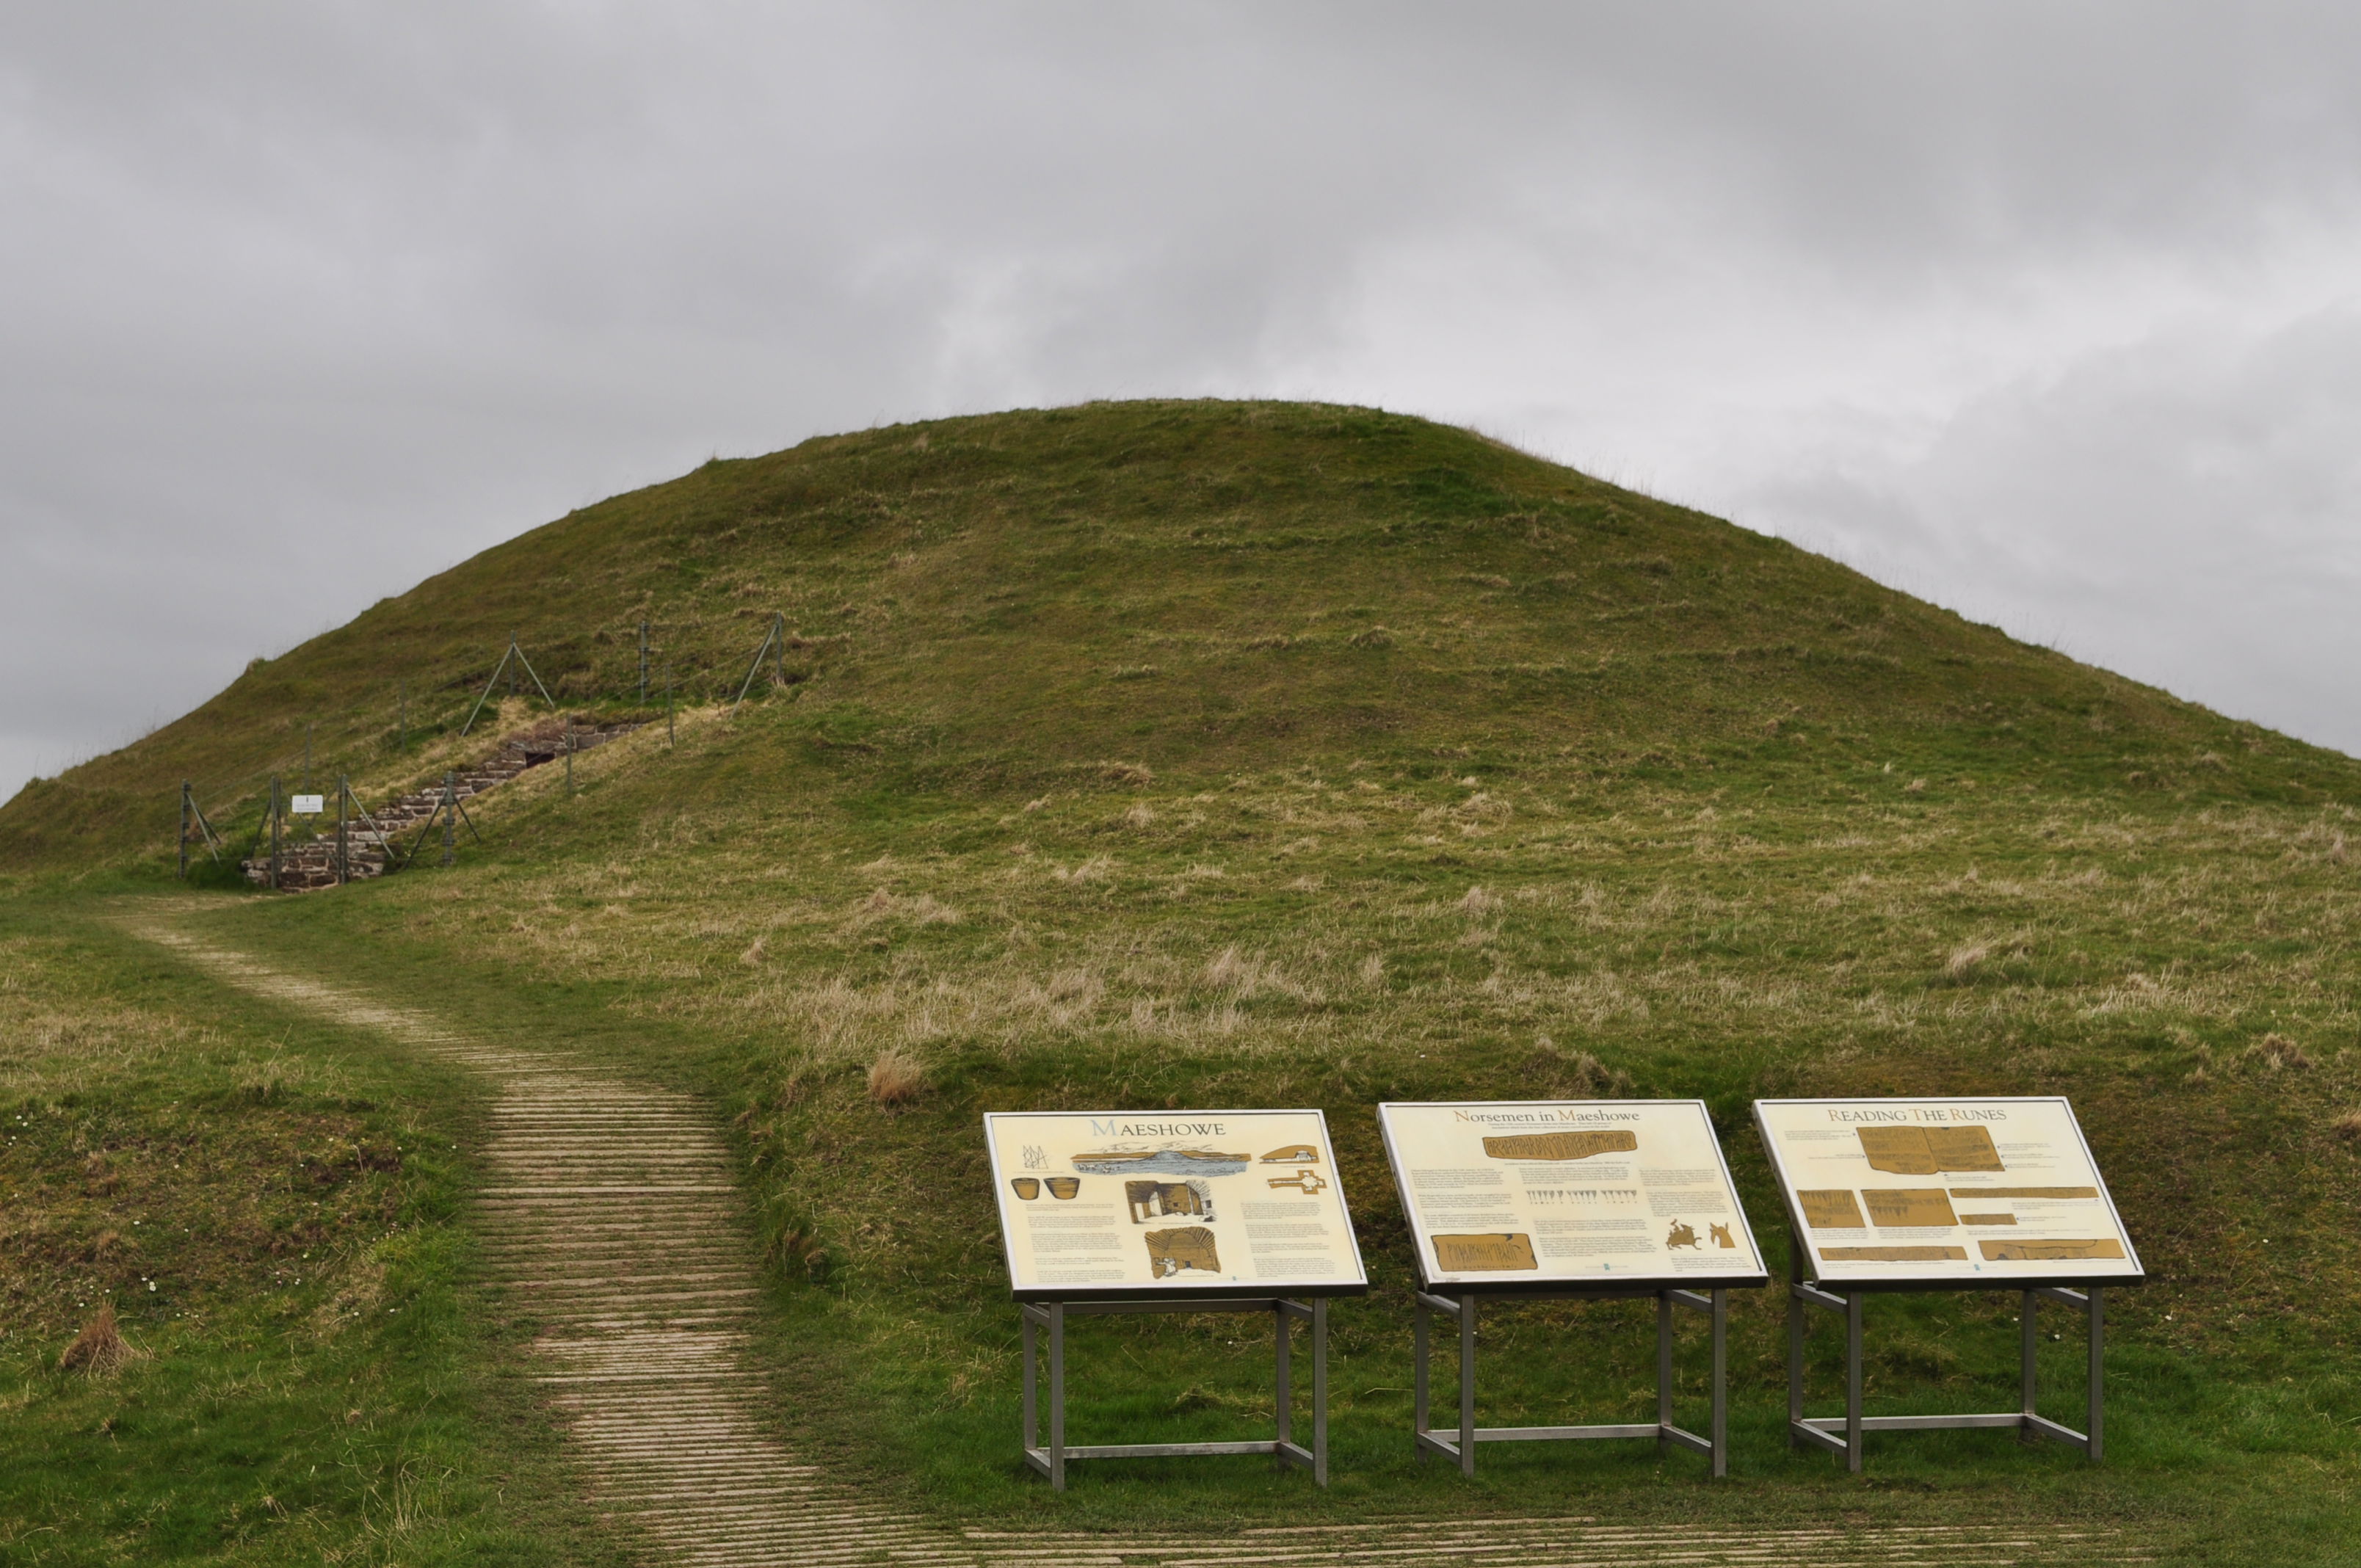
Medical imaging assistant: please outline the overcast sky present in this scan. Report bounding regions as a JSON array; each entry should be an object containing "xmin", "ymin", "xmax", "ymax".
[{"xmin": 6, "ymin": 3, "xmax": 2360, "ymax": 799}]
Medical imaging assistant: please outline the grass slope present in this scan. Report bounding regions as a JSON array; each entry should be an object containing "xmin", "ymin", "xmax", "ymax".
[
  {"xmin": 7, "ymin": 400, "xmax": 2361, "ymax": 1561},
  {"xmin": 4, "ymin": 399, "xmax": 2348, "ymax": 870}
]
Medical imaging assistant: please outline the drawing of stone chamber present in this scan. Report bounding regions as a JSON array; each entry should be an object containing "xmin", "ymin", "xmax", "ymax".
[
  {"xmin": 1126, "ymin": 1177, "xmax": 1216, "ymax": 1223},
  {"xmin": 1145, "ymin": 1226, "xmax": 1222, "ymax": 1277}
]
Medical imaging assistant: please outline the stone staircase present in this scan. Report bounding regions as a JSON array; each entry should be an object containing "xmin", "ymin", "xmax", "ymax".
[{"xmin": 243, "ymin": 719, "xmax": 639, "ymax": 890}]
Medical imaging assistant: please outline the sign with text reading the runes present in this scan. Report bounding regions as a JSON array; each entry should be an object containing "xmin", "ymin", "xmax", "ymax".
[
  {"xmin": 1755, "ymin": 1097, "xmax": 2144, "ymax": 1288},
  {"xmin": 1378, "ymin": 1100, "xmax": 1767, "ymax": 1290},
  {"xmin": 984, "ymin": 1109, "xmax": 1367, "ymax": 1300}
]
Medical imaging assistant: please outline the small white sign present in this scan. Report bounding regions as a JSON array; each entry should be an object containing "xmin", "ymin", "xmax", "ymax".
[{"xmin": 289, "ymin": 794, "xmax": 325, "ymax": 816}]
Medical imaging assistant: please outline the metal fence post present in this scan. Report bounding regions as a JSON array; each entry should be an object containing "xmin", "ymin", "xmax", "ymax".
[
  {"xmin": 337, "ymin": 774, "xmax": 349, "ymax": 885},
  {"xmin": 269, "ymin": 775, "xmax": 283, "ymax": 890},
  {"xmin": 178, "ymin": 781, "xmax": 191, "ymax": 879},
  {"xmin": 442, "ymin": 772, "xmax": 457, "ymax": 867}
]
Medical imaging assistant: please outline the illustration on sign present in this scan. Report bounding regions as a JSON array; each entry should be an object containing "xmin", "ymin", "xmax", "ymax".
[
  {"xmin": 983, "ymin": 1110, "xmax": 1368, "ymax": 1299},
  {"xmin": 1378, "ymin": 1100, "xmax": 1768, "ymax": 1288},
  {"xmin": 1753, "ymin": 1097, "xmax": 2142, "ymax": 1286}
]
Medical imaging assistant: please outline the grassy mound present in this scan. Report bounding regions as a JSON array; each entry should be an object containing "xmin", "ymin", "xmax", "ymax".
[
  {"xmin": 8, "ymin": 400, "xmax": 2361, "ymax": 1559},
  {"xmin": 5, "ymin": 399, "xmax": 2346, "ymax": 871}
]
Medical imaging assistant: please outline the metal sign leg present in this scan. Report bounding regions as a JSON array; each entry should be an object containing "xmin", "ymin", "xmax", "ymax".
[
  {"xmin": 1023, "ymin": 1307, "xmax": 1039, "ymax": 1456},
  {"xmin": 1655, "ymin": 1291, "xmax": 1674, "ymax": 1452},
  {"xmin": 1412, "ymin": 1293, "xmax": 1431, "ymax": 1463},
  {"xmin": 2087, "ymin": 1287, "xmax": 2105, "ymax": 1462},
  {"xmin": 1312, "ymin": 1297, "xmax": 1330, "ymax": 1487},
  {"xmin": 1785, "ymin": 1256, "xmax": 1804, "ymax": 1454},
  {"xmin": 2021, "ymin": 1286, "xmax": 2039, "ymax": 1434},
  {"xmin": 1709, "ymin": 1288, "xmax": 1729, "ymax": 1478},
  {"xmin": 1048, "ymin": 1301, "xmax": 1067, "ymax": 1491},
  {"xmin": 1457, "ymin": 1293, "xmax": 1478, "ymax": 1476},
  {"xmin": 1274, "ymin": 1299, "xmax": 1293, "ymax": 1464},
  {"xmin": 1844, "ymin": 1290, "xmax": 1865, "ymax": 1473}
]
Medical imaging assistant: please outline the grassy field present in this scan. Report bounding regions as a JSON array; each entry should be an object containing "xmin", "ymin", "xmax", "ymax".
[
  {"xmin": 156, "ymin": 714, "xmax": 2357, "ymax": 1561},
  {"xmin": 6, "ymin": 401, "xmax": 2361, "ymax": 1562}
]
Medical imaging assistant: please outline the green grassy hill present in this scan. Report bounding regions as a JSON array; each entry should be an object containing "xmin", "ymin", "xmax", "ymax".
[
  {"xmin": 7, "ymin": 401, "xmax": 2361, "ymax": 1562},
  {"xmin": 4, "ymin": 398, "xmax": 2346, "ymax": 870}
]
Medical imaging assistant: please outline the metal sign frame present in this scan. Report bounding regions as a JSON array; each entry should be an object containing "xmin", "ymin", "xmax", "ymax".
[
  {"xmin": 1758, "ymin": 1097, "xmax": 2133, "ymax": 1470},
  {"xmin": 1378, "ymin": 1099, "xmax": 1762, "ymax": 1478},
  {"xmin": 1020, "ymin": 1296, "xmax": 1331, "ymax": 1489},
  {"xmin": 1412, "ymin": 1284, "xmax": 1733, "ymax": 1478},
  {"xmin": 987, "ymin": 1109, "xmax": 1366, "ymax": 1488},
  {"xmin": 1786, "ymin": 1221, "xmax": 2108, "ymax": 1471}
]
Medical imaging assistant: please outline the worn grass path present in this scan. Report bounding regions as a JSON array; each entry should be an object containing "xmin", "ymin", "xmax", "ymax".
[{"xmin": 116, "ymin": 908, "xmax": 2150, "ymax": 1567}]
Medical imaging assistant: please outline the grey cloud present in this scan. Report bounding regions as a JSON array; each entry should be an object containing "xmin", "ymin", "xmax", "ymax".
[{"xmin": 6, "ymin": 3, "xmax": 2361, "ymax": 795}]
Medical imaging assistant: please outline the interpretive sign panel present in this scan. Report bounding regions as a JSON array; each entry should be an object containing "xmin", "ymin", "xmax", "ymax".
[
  {"xmin": 1378, "ymin": 1100, "xmax": 1767, "ymax": 1290},
  {"xmin": 290, "ymin": 794, "xmax": 325, "ymax": 816},
  {"xmin": 984, "ymin": 1110, "xmax": 1368, "ymax": 1300},
  {"xmin": 1755, "ymin": 1097, "xmax": 2142, "ymax": 1288}
]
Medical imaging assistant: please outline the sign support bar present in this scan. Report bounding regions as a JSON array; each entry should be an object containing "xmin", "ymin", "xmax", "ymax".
[
  {"xmin": 1786, "ymin": 1224, "xmax": 2105, "ymax": 1471},
  {"xmin": 1412, "ymin": 1285, "xmax": 1729, "ymax": 1478},
  {"xmin": 1019, "ymin": 1296, "xmax": 1329, "ymax": 1489}
]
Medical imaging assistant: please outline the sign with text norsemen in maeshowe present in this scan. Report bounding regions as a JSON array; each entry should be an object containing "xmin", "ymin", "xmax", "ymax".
[
  {"xmin": 982, "ymin": 1111, "xmax": 1368, "ymax": 1301},
  {"xmin": 1753, "ymin": 1097, "xmax": 2144, "ymax": 1288},
  {"xmin": 1378, "ymin": 1101, "xmax": 1768, "ymax": 1290}
]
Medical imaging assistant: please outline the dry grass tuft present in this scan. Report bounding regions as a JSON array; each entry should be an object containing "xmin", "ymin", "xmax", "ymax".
[
  {"xmin": 1099, "ymin": 761, "xmax": 1156, "ymax": 786},
  {"xmin": 1528, "ymin": 1042, "xmax": 1634, "ymax": 1099},
  {"xmin": 2332, "ymin": 1109, "xmax": 2361, "ymax": 1141},
  {"xmin": 59, "ymin": 1302, "xmax": 140, "ymax": 1376},
  {"xmin": 1457, "ymin": 885, "xmax": 1502, "ymax": 916},
  {"xmin": 1904, "ymin": 777, "xmax": 1928, "ymax": 794},
  {"xmin": 866, "ymin": 1048, "xmax": 926, "ymax": 1106},
  {"xmin": 2243, "ymin": 1032, "xmax": 2313, "ymax": 1072},
  {"xmin": 1205, "ymin": 946, "xmax": 1248, "ymax": 989},
  {"xmin": 1944, "ymin": 944, "xmax": 1989, "ymax": 981},
  {"xmin": 1123, "ymin": 803, "xmax": 1157, "ymax": 829},
  {"xmin": 739, "ymin": 935, "xmax": 768, "ymax": 966}
]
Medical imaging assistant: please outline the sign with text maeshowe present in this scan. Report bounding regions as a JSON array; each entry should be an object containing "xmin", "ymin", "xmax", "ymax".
[{"xmin": 983, "ymin": 1110, "xmax": 1368, "ymax": 1301}]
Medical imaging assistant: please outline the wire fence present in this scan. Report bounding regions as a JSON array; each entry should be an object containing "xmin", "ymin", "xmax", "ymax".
[{"xmin": 179, "ymin": 615, "xmax": 800, "ymax": 879}]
